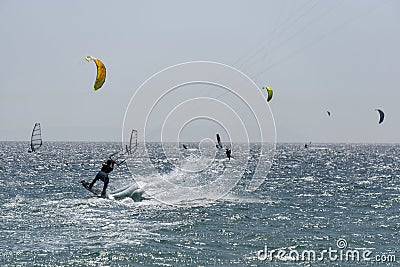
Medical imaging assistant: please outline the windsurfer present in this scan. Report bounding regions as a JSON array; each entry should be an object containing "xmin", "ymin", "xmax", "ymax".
[{"xmin": 216, "ymin": 134, "xmax": 223, "ymax": 149}]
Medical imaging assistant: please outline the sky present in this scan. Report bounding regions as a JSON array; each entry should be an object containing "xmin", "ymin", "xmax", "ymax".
[{"xmin": 1, "ymin": 0, "xmax": 399, "ymax": 143}]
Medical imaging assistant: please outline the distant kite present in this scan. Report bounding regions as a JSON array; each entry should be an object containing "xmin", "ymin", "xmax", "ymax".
[
  {"xmin": 262, "ymin": 86, "xmax": 273, "ymax": 102},
  {"xmin": 85, "ymin": 56, "xmax": 106, "ymax": 91},
  {"xmin": 376, "ymin": 109, "xmax": 384, "ymax": 124}
]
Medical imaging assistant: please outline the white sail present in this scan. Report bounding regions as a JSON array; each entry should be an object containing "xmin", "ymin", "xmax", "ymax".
[
  {"xmin": 125, "ymin": 129, "xmax": 138, "ymax": 156},
  {"xmin": 29, "ymin": 123, "xmax": 42, "ymax": 152}
]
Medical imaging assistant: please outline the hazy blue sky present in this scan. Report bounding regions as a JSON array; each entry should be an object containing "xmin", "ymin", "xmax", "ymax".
[{"xmin": 1, "ymin": 0, "xmax": 399, "ymax": 142}]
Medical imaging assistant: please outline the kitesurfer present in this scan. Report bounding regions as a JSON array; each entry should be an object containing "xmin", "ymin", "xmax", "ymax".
[
  {"xmin": 226, "ymin": 148, "xmax": 232, "ymax": 160},
  {"xmin": 89, "ymin": 159, "xmax": 115, "ymax": 196}
]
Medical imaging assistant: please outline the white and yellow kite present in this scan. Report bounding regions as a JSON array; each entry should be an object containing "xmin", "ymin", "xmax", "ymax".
[{"xmin": 263, "ymin": 86, "xmax": 273, "ymax": 102}]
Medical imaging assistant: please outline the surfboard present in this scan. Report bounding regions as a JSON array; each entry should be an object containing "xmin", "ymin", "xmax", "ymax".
[{"xmin": 81, "ymin": 180, "xmax": 104, "ymax": 197}]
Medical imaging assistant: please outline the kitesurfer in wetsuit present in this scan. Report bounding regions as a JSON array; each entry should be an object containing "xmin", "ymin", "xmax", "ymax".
[
  {"xmin": 89, "ymin": 159, "xmax": 115, "ymax": 196},
  {"xmin": 226, "ymin": 148, "xmax": 231, "ymax": 160}
]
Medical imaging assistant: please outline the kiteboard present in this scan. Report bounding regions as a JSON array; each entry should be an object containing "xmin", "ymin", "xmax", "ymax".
[{"xmin": 81, "ymin": 180, "xmax": 105, "ymax": 197}]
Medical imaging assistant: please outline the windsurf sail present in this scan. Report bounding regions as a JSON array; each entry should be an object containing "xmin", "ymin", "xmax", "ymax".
[
  {"xmin": 125, "ymin": 129, "xmax": 138, "ymax": 156},
  {"xmin": 110, "ymin": 129, "xmax": 138, "ymax": 165},
  {"xmin": 216, "ymin": 134, "xmax": 223, "ymax": 149},
  {"xmin": 376, "ymin": 109, "xmax": 384, "ymax": 124},
  {"xmin": 85, "ymin": 56, "xmax": 106, "ymax": 91},
  {"xmin": 28, "ymin": 123, "xmax": 42, "ymax": 153}
]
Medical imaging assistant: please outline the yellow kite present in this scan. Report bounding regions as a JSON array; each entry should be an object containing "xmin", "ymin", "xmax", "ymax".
[
  {"xmin": 263, "ymin": 86, "xmax": 273, "ymax": 102},
  {"xmin": 85, "ymin": 56, "xmax": 106, "ymax": 91}
]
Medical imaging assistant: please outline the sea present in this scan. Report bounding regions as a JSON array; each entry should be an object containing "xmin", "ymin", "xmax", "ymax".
[{"xmin": 0, "ymin": 142, "xmax": 399, "ymax": 266}]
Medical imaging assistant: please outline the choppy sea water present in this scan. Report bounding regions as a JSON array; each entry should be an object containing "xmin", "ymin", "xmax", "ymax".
[{"xmin": 0, "ymin": 142, "xmax": 399, "ymax": 266}]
